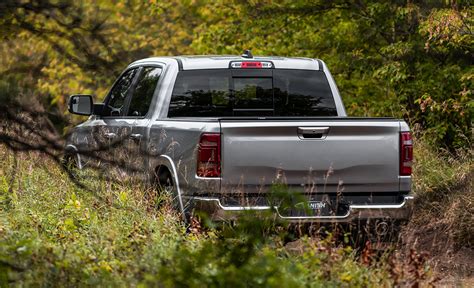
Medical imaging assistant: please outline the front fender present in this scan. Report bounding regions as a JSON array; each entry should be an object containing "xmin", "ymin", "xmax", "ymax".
[{"xmin": 64, "ymin": 144, "xmax": 83, "ymax": 169}]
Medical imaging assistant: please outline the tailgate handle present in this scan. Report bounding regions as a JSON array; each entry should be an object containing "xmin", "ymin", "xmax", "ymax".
[
  {"xmin": 129, "ymin": 133, "xmax": 142, "ymax": 142},
  {"xmin": 297, "ymin": 127, "xmax": 329, "ymax": 139},
  {"xmin": 104, "ymin": 132, "xmax": 117, "ymax": 139}
]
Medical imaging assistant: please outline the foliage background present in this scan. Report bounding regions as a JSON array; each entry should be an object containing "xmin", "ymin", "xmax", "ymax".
[
  {"xmin": 1, "ymin": 0, "xmax": 472, "ymax": 149},
  {"xmin": 0, "ymin": 1, "xmax": 473, "ymax": 286}
]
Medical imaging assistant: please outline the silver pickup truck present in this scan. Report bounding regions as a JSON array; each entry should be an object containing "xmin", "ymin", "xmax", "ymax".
[{"xmin": 66, "ymin": 53, "xmax": 414, "ymax": 225}]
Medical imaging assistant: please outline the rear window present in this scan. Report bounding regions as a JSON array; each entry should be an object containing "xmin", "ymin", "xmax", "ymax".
[
  {"xmin": 168, "ymin": 70, "xmax": 232, "ymax": 117},
  {"xmin": 233, "ymin": 77, "xmax": 273, "ymax": 116},
  {"xmin": 168, "ymin": 69, "xmax": 337, "ymax": 117}
]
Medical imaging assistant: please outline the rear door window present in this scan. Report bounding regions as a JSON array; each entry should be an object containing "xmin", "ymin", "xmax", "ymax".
[{"xmin": 127, "ymin": 67, "xmax": 162, "ymax": 117}]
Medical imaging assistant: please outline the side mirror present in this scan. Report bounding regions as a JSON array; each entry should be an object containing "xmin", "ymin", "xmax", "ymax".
[{"xmin": 68, "ymin": 94, "xmax": 93, "ymax": 116}]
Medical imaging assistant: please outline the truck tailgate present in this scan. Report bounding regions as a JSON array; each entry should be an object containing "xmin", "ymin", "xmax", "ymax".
[{"xmin": 219, "ymin": 119, "xmax": 401, "ymax": 194}]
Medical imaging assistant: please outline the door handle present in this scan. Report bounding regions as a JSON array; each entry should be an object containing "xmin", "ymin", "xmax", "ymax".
[
  {"xmin": 104, "ymin": 132, "xmax": 117, "ymax": 139},
  {"xmin": 297, "ymin": 127, "xmax": 329, "ymax": 139},
  {"xmin": 129, "ymin": 133, "xmax": 142, "ymax": 141}
]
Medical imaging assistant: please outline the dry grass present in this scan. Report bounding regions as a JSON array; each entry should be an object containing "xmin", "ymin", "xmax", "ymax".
[
  {"xmin": 402, "ymin": 134, "xmax": 473, "ymax": 281},
  {"xmin": 410, "ymin": 135, "xmax": 473, "ymax": 244}
]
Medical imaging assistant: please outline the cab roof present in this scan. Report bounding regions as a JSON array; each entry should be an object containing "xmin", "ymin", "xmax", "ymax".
[{"xmin": 130, "ymin": 55, "xmax": 324, "ymax": 71}]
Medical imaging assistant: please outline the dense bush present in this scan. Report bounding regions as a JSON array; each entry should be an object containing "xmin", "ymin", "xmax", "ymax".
[{"xmin": 0, "ymin": 148, "xmax": 442, "ymax": 287}]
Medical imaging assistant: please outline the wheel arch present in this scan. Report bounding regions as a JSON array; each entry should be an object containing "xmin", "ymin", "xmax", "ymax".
[
  {"xmin": 64, "ymin": 144, "xmax": 83, "ymax": 169},
  {"xmin": 150, "ymin": 155, "xmax": 185, "ymax": 216}
]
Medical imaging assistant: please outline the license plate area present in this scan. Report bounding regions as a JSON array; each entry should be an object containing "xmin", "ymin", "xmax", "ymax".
[{"xmin": 279, "ymin": 200, "xmax": 349, "ymax": 217}]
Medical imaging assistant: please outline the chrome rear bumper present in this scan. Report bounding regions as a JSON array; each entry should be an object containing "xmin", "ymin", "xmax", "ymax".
[{"xmin": 186, "ymin": 195, "xmax": 414, "ymax": 223}]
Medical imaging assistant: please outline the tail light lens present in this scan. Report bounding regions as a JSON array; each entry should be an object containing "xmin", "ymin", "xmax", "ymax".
[
  {"xmin": 400, "ymin": 132, "xmax": 413, "ymax": 175},
  {"xmin": 197, "ymin": 133, "xmax": 221, "ymax": 177}
]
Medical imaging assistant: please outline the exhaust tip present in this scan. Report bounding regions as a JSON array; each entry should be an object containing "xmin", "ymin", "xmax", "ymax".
[{"xmin": 375, "ymin": 221, "xmax": 390, "ymax": 236}]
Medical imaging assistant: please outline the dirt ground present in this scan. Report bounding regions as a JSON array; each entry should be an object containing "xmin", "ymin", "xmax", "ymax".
[
  {"xmin": 402, "ymin": 174, "xmax": 473, "ymax": 286},
  {"xmin": 403, "ymin": 222, "xmax": 474, "ymax": 286}
]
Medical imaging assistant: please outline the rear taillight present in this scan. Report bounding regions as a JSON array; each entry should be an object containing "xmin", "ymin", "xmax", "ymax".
[
  {"xmin": 400, "ymin": 132, "xmax": 413, "ymax": 176},
  {"xmin": 197, "ymin": 133, "xmax": 221, "ymax": 177}
]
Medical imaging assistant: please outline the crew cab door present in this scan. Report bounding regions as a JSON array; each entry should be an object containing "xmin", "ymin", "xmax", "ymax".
[
  {"xmin": 92, "ymin": 65, "xmax": 162, "ymax": 175},
  {"xmin": 122, "ymin": 66, "xmax": 163, "ymax": 174}
]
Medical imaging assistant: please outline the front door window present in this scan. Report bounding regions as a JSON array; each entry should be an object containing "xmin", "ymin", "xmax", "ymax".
[{"xmin": 106, "ymin": 68, "xmax": 139, "ymax": 116}]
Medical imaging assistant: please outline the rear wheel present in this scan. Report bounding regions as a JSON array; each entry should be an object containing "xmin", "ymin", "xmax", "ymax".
[{"xmin": 154, "ymin": 167, "xmax": 190, "ymax": 223}]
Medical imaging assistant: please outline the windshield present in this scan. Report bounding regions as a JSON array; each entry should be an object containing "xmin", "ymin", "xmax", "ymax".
[{"xmin": 168, "ymin": 69, "xmax": 337, "ymax": 117}]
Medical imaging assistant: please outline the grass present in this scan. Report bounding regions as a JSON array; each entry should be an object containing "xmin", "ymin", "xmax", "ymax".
[
  {"xmin": 410, "ymin": 134, "xmax": 473, "ymax": 248},
  {"xmin": 0, "ymin": 135, "xmax": 471, "ymax": 286},
  {"xmin": 412, "ymin": 134, "xmax": 472, "ymax": 197}
]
